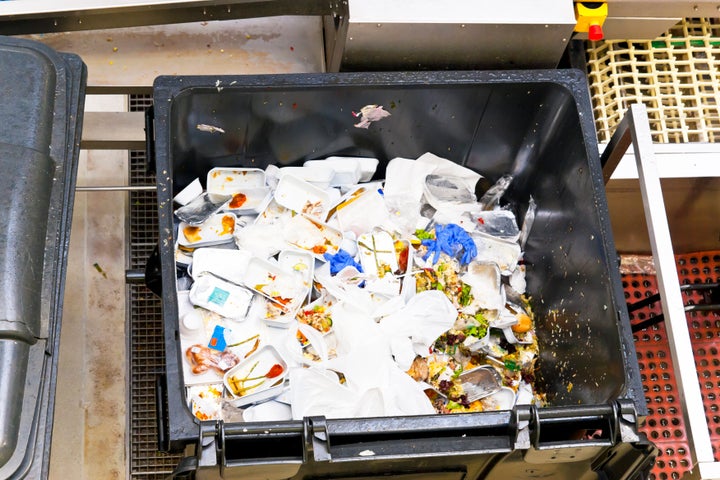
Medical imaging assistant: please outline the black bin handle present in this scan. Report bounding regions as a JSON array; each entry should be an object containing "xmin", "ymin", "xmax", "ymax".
[
  {"xmin": 156, "ymin": 373, "xmax": 169, "ymax": 452},
  {"xmin": 145, "ymin": 106, "xmax": 155, "ymax": 174}
]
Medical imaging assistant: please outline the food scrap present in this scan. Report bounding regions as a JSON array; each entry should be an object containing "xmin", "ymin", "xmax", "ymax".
[
  {"xmin": 186, "ymin": 344, "xmax": 239, "ymax": 375},
  {"xmin": 352, "ymin": 104, "xmax": 391, "ymax": 129},
  {"xmin": 183, "ymin": 226, "xmax": 202, "ymax": 243},
  {"xmin": 196, "ymin": 123, "xmax": 225, "ymax": 134},
  {"xmin": 189, "ymin": 384, "xmax": 223, "ymax": 420},
  {"xmin": 297, "ymin": 304, "xmax": 333, "ymax": 334},
  {"xmin": 266, "ymin": 364, "xmax": 284, "ymax": 378},
  {"xmin": 229, "ymin": 193, "xmax": 247, "ymax": 209},
  {"xmin": 93, "ymin": 262, "xmax": 108, "ymax": 279}
]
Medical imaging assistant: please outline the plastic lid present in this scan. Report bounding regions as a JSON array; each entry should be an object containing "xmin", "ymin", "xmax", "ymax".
[
  {"xmin": 0, "ymin": 36, "xmax": 85, "ymax": 478},
  {"xmin": 588, "ymin": 24, "xmax": 604, "ymax": 41}
]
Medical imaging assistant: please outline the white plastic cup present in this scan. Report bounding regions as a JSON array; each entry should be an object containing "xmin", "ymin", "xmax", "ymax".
[{"xmin": 180, "ymin": 309, "xmax": 204, "ymax": 337}]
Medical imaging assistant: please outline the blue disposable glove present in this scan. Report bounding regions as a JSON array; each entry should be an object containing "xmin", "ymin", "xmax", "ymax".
[
  {"xmin": 421, "ymin": 223, "xmax": 477, "ymax": 266},
  {"xmin": 323, "ymin": 249, "xmax": 364, "ymax": 276}
]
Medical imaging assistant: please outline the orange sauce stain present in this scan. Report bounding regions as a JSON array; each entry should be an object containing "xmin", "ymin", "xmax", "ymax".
[
  {"xmin": 312, "ymin": 245, "xmax": 327, "ymax": 254},
  {"xmin": 221, "ymin": 215, "xmax": 235, "ymax": 235},
  {"xmin": 183, "ymin": 226, "xmax": 202, "ymax": 243}
]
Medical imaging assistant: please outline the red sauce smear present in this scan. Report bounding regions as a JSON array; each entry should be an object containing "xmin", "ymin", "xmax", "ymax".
[
  {"xmin": 266, "ymin": 364, "xmax": 284, "ymax": 378},
  {"xmin": 398, "ymin": 246, "xmax": 409, "ymax": 273},
  {"xmin": 229, "ymin": 193, "xmax": 247, "ymax": 209}
]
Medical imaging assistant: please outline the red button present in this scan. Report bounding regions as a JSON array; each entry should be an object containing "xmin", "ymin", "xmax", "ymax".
[{"xmin": 589, "ymin": 24, "xmax": 604, "ymax": 41}]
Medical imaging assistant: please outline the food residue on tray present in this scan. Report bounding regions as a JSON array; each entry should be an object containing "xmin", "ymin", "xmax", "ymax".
[
  {"xmin": 220, "ymin": 215, "xmax": 235, "ymax": 235},
  {"xmin": 312, "ymin": 244, "xmax": 327, "ymax": 255},
  {"xmin": 227, "ymin": 360, "xmax": 285, "ymax": 397},
  {"xmin": 189, "ymin": 384, "xmax": 223, "ymax": 420},
  {"xmin": 183, "ymin": 225, "xmax": 202, "ymax": 243},
  {"xmin": 297, "ymin": 304, "xmax": 333, "ymax": 334},
  {"xmin": 266, "ymin": 364, "xmax": 284, "ymax": 378},
  {"xmin": 229, "ymin": 193, "xmax": 247, "ymax": 209},
  {"xmin": 302, "ymin": 200, "xmax": 323, "ymax": 216}
]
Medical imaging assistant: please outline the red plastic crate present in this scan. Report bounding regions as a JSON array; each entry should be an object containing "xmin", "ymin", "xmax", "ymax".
[
  {"xmin": 652, "ymin": 442, "xmax": 693, "ymax": 480},
  {"xmin": 624, "ymin": 250, "xmax": 720, "ymax": 479},
  {"xmin": 636, "ymin": 344, "xmax": 687, "ymax": 444}
]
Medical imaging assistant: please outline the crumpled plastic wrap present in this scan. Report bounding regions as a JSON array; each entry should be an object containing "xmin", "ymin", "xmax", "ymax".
[
  {"xmin": 518, "ymin": 196, "xmax": 536, "ymax": 250},
  {"xmin": 383, "ymin": 153, "xmax": 482, "ymax": 236}
]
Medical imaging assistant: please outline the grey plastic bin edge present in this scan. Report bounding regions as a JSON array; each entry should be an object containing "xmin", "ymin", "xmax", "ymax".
[
  {"xmin": 151, "ymin": 70, "xmax": 651, "ymax": 478},
  {"xmin": 0, "ymin": 36, "xmax": 86, "ymax": 479}
]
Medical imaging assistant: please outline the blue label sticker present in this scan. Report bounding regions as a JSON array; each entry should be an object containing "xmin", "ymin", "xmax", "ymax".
[
  {"xmin": 208, "ymin": 287, "xmax": 229, "ymax": 307},
  {"xmin": 208, "ymin": 325, "xmax": 227, "ymax": 351}
]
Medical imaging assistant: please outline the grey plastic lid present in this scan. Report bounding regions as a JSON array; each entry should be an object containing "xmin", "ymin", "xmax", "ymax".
[{"xmin": 0, "ymin": 36, "xmax": 85, "ymax": 479}]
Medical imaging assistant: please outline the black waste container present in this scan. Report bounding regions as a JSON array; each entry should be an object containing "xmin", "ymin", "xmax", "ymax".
[
  {"xmin": 0, "ymin": 37, "xmax": 86, "ymax": 479},
  {"xmin": 151, "ymin": 70, "xmax": 657, "ymax": 479}
]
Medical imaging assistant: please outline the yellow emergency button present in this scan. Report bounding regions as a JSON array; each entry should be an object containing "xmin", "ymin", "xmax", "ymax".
[{"xmin": 574, "ymin": 2, "xmax": 608, "ymax": 41}]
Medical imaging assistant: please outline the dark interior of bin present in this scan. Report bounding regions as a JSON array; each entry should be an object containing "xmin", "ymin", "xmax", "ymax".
[{"xmin": 164, "ymin": 73, "xmax": 635, "ymax": 412}]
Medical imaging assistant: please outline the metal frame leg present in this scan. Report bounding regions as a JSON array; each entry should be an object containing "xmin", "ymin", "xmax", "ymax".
[{"xmin": 606, "ymin": 103, "xmax": 720, "ymax": 479}]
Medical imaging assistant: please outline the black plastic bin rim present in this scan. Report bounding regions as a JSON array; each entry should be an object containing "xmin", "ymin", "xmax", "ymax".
[{"xmin": 153, "ymin": 69, "xmax": 592, "ymax": 96}]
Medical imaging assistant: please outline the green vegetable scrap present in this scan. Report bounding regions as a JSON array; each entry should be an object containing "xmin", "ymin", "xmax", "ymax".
[
  {"xmin": 459, "ymin": 283, "xmax": 473, "ymax": 306},
  {"xmin": 504, "ymin": 359, "xmax": 520, "ymax": 372},
  {"xmin": 93, "ymin": 262, "xmax": 108, "ymax": 279},
  {"xmin": 465, "ymin": 312, "xmax": 489, "ymax": 339},
  {"xmin": 415, "ymin": 229, "xmax": 434, "ymax": 240},
  {"xmin": 445, "ymin": 400, "xmax": 462, "ymax": 411}
]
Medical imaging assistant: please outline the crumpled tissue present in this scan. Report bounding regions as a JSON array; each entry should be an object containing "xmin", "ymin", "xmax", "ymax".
[
  {"xmin": 287, "ymin": 257, "xmax": 458, "ymax": 418},
  {"xmin": 234, "ymin": 223, "xmax": 286, "ymax": 259},
  {"xmin": 289, "ymin": 367, "xmax": 386, "ymax": 419},
  {"xmin": 336, "ymin": 188, "xmax": 391, "ymax": 236},
  {"xmin": 378, "ymin": 290, "xmax": 458, "ymax": 370}
]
